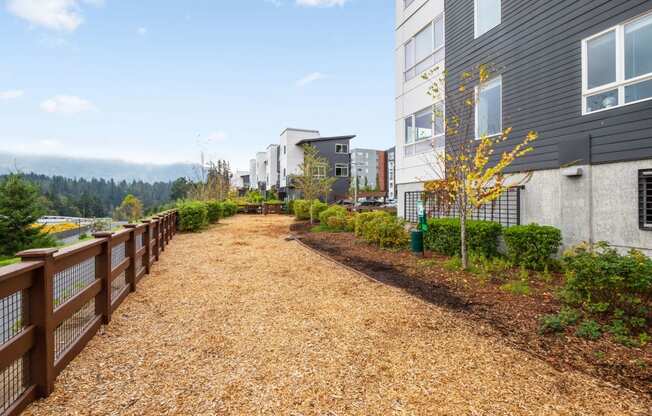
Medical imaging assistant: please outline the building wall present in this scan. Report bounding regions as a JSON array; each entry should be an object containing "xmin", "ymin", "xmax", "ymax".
[
  {"xmin": 280, "ymin": 128, "xmax": 320, "ymax": 188},
  {"xmin": 255, "ymin": 152, "xmax": 267, "ymax": 190},
  {"xmin": 266, "ymin": 145, "xmax": 279, "ymax": 191},
  {"xmin": 310, "ymin": 139, "xmax": 352, "ymax": 201},
  {"xmin": 397, "ymin": 181, "xmax": 425, "ymax": 218},
  {"xmin": 444, "ymin": 0, "xmax": 652, "ymax": 173},
  {"xmin": 520, "ymin": 160, "xmax": 652, "ymax": 255},
  {"xmin": 395, "ymin": 0, "xmax": 446, "ymax": 189},
  {"xmin": 248, "ymin": 159, "xmax": 257, "ymax": 190}
]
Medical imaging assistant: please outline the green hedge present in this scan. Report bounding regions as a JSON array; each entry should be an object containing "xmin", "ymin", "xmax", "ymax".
[
  {"xmin": 361, "ymin": 214, "xmax": 408, "ymax": 249},
  {"xmin": 222, "ymin": 201, "xmax": 238, "ymax": 217},
  {"xmin": 319, "ymin": 205, "xmax": 348, "ymax": 225},
  {"xmin": 178, "ymin": 201, "xmax": 208, "ymax": 232},
  {"xmin": 354, "ymin": 211, "xmax": 391, "ymax": 238},
  {"xmin": 293, "ymin": 200, "xmax": 311, "ymax": 220},
  {"xmin": 503, "ymin": 224, "xmax": 562, "ymax": 270},
  {"xmin": 311, "ymin": 201, "xmax": 328, "ymax": 222},
  {"xmin": 424, "ymin": 218, "xmax": 502, "ymax": 258},
  {"xmin": 206, "ymin": 201, "xmax": 224, "ymax": 224}
]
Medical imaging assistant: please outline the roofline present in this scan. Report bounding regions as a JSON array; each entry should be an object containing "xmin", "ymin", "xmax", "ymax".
[
  {"xmin": 296, "ymin": 135, "xmax": 356, "ymax": 146},
  {"xmin": 280, "ymin": 127, "xmax": 320, "ymax": 136}
]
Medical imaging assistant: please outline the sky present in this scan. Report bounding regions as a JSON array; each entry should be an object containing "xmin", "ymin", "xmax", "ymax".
[{"xmin": 0, "ymin": 0, "xmax": 395, "ymax": 172}]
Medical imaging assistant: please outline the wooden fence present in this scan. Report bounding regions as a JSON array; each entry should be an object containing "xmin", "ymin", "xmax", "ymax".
[{"xmin": 0, "ymin": 210, "xmax": 178, "ymax": 416}]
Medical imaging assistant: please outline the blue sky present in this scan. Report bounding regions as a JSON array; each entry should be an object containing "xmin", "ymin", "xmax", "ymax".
[{"xmin": 0, "ymin": 0, "xmax": 395, "ymax": 171}]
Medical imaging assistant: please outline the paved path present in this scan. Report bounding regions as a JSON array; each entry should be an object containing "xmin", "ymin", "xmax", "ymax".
[{"xmin": 25, "ymin": 215, "xmax": 650, "ymax": 415}]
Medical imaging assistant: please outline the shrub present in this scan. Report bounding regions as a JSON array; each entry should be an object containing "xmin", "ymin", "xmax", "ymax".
[
  {"xmin": 319, "ymin": 205, "xmax": 348, "ymax": 225},
  {"xmin": 206, "ymin": 200, "xmax": 224, "ymax": 224},
  {"xmin": 177, "ymin": 201, "xmax": 208, "ymax": 232},
  {"xmin": 311, "ymin": 201, "xmax": 328, "ymax": 222},
  {"xmin": 326, "ymin": 215, "xmax": 355, "ymax": 232},
  {"xmin": 222, "ymin": 201, "xmax": 238, "ymax": 217},
  {"xmin": 503, "ymin": 224, "xmax": 562, "ymax": 270},
  {"xmin": 500, "ymin": 279, "xmax": 531, "ymax": 296},
  {"xmin": 560, "ymin": 242, "xmax": 652, "ymax": 322},
  {"xmin": 361, "ymin": 215, "xmax": 409, "ymax": 249},
  {"xmin": 424, "ymin": 218, "xmax": 502, "ymax": 258},
  {"xmin": 293, "ymin": 200, "xmax": 311, "ymax": 220},
  {"xmin": 355, "ymin": 211, "xmax": 391, "ymax": 237},
  {"xmin": 538, "ymin": 307, "xmax": 581, "ymax": 334},
  {"xmin": 288, "ymin": 200, "xmax": 296, "ymax": 216},
  {"xmin": 575, "ymin": 320, "xmax": 602, "ymax": 340}
]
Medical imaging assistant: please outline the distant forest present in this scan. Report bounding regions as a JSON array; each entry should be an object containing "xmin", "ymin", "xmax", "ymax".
[{"xmin": 6, "ymin": 173, "xmax": 177, "ymax": 218}]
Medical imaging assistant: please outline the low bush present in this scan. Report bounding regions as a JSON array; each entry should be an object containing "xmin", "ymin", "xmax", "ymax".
[
  {"xmin": 500, "ymin": 279, "xmax": 531, "ymax": 296},
  {"xmin": 503, "ymin": 224, "xmax": 562, "ymax": 270},
  {"xmin": 206, "ymin": 201, "xmax": 224, "ymax": 224},
  {"xmin": 311, "ymin": 201, "xmax": 328, "ymax": 222},
  {"xmin": 538, "ymin": 307, "xmax": 581, "ymax": 334},
  {"xmin": 575, "ymin": 320, "xmax": 602, "ymax": 340},
  {"xmin": 354, "ymin": 211, "xmax": 391, "ymax": 238},
  {"xmin": 319, "ymin": 205, "xmax": 348, "ymax": 225},
  {"xmin": 560, "ymin": 242, "xmax": 652, "ymax": 338},
  {"xmin": 360, "ymin": 214, "xmax": 409, "ymax": 249},
  {"xmin": 222, "ymin": 201, "xmax": 238, "ymax": 217},
  {"xmin": 424, "ymin": 218, "xmax": 502, "ymax": 258},
  {"xmin": 293, "ymin": 200, "xmax": 311, "ymax": 220},
  {"xmin": 288, "ymin": 200, "xmax": 296, "ymax": 216},
  {"xmin": 326, "ymin": 215, "xmax": 355, "ymax": 232},
  {"xmin": 177, "ymin": 201, "xmax": 208, "ymax": 232}
]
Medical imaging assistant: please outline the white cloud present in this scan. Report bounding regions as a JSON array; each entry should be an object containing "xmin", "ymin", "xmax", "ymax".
[
  {"xmin": 0, "ymin": 90, "xmax": 24, "ymax": 100},
  {"xmin": 40, "ymin": 95, "xmax": 96, "ymax": 114},
  {"xmin": 264, "ymin": 0, "xmax": 282, "ymax": 7},
  {"xmin": 137, "ymin": 26, "xmax": 147, "ymax": 35},
  {"xmin": 296, "ymin": 72, "xmax": 327, "ymax": 87},
  {"xmin": 7, "ymin": 0, "xmax": 104, "ymax": 32},
  {"xmin": 206, "ymin": 131, "xmax": 228, "ymax": 142},
  {"xmin": 296, "ymin": 0, "xmax": 349, "ymax": 6}
]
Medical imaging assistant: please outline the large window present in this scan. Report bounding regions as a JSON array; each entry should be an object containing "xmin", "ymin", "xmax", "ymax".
[
  {"xmin": 475, "ymin": 76, "xmax": 502, "ymax": 138},
  {"xmin": 640, "ymin": 169, "xmax": 652, "ymax": 230},
  {"xmin": 583, "ymin": 12, "xmax": 652, "ymax": 114},
  {"xmin": 335, "ymin": 164, "xmax": 349, "ymax": 177},
  {"xmin": 313, "ymin": 166, "xmax": 326, "ymax": 179},
  {"xmin": 404, "ymin": 102, "xmax": 444, "ymax": 157},
  {"xmin": 335, "ymin": 143, "xmax": 348, "ymax": 154},
  {"xmin": 475, "ymin": 0, "xmax": 501, "ymax": 38},
  {"xmin": 404, "ymin": 16, "xmax": 444, "ymax": 81}
]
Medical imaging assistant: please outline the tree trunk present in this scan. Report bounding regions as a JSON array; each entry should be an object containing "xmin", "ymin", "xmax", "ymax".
[{"xmin": 460, "ymin": 208, "xmax": 468, "ymax": 270}]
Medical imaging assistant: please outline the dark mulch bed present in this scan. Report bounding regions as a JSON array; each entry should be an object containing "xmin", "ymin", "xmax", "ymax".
[{"xmin": 291, "ymin": 222, "xmax": 652, "ymax": 396}]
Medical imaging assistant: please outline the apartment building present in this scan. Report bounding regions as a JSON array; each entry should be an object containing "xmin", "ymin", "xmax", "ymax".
[
  {"xmin": 265, "ymin": 144, "xmax": 280, "ymax": 192},
  {"xmin": 396, "ymin": 0, "xmax": 652, "ymax": 254},
  {"xmin": 248, "ymin": 158, "xmax": 257, "ymax": 190},
  {"xmin": 395, "ymin": 0, "xmax": 446, "ymax": 217},
  {"xmin": 351, "ymin": 148, "xmax": 382, "ymax": 190}
]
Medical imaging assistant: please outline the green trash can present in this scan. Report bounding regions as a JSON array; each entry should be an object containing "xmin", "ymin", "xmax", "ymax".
[{"xmin": 411, "ymin": 230, "xmax": 424, "ymax": 254}]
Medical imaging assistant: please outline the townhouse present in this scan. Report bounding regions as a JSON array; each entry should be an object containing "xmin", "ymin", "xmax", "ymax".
[{"xmin": 396, "ymin": 0, "xmax": 652, "ymax": 254}]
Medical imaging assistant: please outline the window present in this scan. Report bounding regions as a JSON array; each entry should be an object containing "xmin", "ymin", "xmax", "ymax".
[
  {"xmin": 475, "ymin": 0, "xmax": 501, "ymax": 38},
  {"xmin": 640, "ymin": 170, "xmax": 652, "ymax": 230},
  {"xmin": 335, "ymin": 164, "xmax": 349, "ymax": 177},
  {"xmin": 335, "ymin": 143, "xmax": 348, "ymax": 154},
  {"xmin": 283, "ymin": 145, "xmax": 286, "ymax": 155},
  {"xmin": 475, "ymin": 76, "xmax": 502, "ymax": 138},
  {"xmin": 404, "ymin": 102, "xmax": 445, "ymax": 157},
  {"xmin": 313, "ymin": 166, "xmax": 326, "ymax": 179},
  {"xmin": 404, "ymin": 16, "xmax": 444, "ymax": 81},
  {"xmin": 582, "ymin": 12, "xmax": 652, "ymax": 114}
]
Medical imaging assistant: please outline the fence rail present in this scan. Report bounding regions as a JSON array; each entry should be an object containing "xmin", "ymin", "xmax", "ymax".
[
  {"xmin": 404, "ymin": 187, "xmax": 522, "ymax": 227},
  {"xmin": 0, "ymin": 210, "xmax": 178, "ymax": 416}
]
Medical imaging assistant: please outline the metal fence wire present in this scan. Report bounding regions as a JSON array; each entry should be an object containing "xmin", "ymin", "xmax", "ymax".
[
  {"xmin": 111, "ymin": 271, "xmax": 128, "ymax": 301},
  {"xmin": 53, "ymin": 258, "xmax": 96, "ymax": 308},
  {"xmin": 54, "ymin": 298, "xmax": 96, "ymax": 359},
  {"xmin": 404, "ymin": 187, "xmax": 522, "ymax": 227},
  {"xmin": 1, "ymin": 354, "xmax": 28, "ymax": 414},
  {"xmin": 111, "ymin": 242, "xmax": 126, "ymax": 270},
  {"xmin": 1, "ymin": 291, "xmax": 23, "ymax": 345}
]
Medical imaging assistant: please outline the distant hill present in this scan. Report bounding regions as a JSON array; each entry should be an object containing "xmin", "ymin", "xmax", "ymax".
[{"xmin": 0, "ymin": 152, "xmax": 198, "ymax": 183}]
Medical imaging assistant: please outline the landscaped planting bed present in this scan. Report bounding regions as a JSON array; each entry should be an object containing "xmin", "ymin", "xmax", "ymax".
[{"xmin": 293, "ymin": 222, "xmax": 652, "ymax": 395}]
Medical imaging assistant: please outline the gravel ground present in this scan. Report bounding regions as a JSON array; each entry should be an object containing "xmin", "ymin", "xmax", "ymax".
[{"xmin": 24, "ymin": 215, "xmax": 650, "ymax": 415}]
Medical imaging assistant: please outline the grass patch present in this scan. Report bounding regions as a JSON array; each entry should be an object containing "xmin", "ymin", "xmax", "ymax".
[{"xmin": 0, "ymin": 258, "xmax": 19, "ymax": 267}]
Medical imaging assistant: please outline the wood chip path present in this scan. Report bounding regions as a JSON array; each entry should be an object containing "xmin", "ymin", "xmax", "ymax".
[{"xmin": 24, "ymin": 215, "xmax": 651, "ymax": 415}]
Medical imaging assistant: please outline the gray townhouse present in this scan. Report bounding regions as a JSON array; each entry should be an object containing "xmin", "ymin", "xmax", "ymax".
[{"xmin": 396, "ymin": 0, "xmax": 652, "ymax": 254}]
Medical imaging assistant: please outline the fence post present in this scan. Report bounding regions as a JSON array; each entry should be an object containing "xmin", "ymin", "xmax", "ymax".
[
  {"xmin": 17, "ymin": 248, "xmax": 58, "ymax": 398},
  {"xmin": 141, "ymin": 220, "xmax": 152, "ymax": 274},
  {"xmin": 124, "ymin": 225, "xmax": 138, "ymax": 292},
  {"xmin": 158, "ymin": 216, "xmax": 166, "ymax": 253},
  {"xmin": 165, "ymin": 213, "xmax": 171, "ymax": 245},
  {"xmin": 93, "ymin": 232, "xmax": 113, "ymax": 325},
  {"xmin": 152, "ymin": 217, "xmax": 161, "ymax": 261}
]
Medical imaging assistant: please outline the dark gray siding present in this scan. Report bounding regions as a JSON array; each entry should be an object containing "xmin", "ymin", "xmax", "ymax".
[
  {"xmin": 445, "ymin": 0, "xmax": 652, "ymax": 172},
  {"xmin": 311, "ymin": 140, "xmax": 351, "ymax": 201}
]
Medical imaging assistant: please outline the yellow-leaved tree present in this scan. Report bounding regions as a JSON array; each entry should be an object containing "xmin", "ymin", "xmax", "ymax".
[{"xmin": 422, "ymin": 64, "xmax": 538, "ymax": 269}]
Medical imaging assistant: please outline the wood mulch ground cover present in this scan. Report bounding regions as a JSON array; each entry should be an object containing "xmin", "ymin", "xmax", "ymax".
[
  {"xmin": 293, "ymin": 222, "xmax": 652, "ymax": 398},
  {"xmin": 23, "ymin": 215, "xmax": 651, "ymax": 415}
]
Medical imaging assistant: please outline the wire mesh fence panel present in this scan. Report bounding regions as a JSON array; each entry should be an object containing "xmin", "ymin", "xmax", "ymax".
[
  {"xmin": 54, "ymin": 298, "xmax": 96, "ymax": 359},
  {"xmin": 135, "ymin": 234, "xmax": 143, "ymax": 251},
  {"xmin": 404, "ymin": 187, "xmax": 522, "ymax": 227},
  {"xmin": 111, "ymin": 271, "xmax": 128, "ymax": 301},
  {"xmin": 53, "ymin": 257, "xmax": 96, "ymax": 308},
  {"xmin": 111, "ymin": 242, "xmax": 126, "ymax": 270},
  {"xmin": 0, "ymin": 354, "xmax": 29, "ymax": 414},
  {"xmin": 0, "ymin": 291, "xmax": 24, "ymax": 345},
  {"xmin": 135, "ymin": 256, "xmax": 144, "ymax": 276}
]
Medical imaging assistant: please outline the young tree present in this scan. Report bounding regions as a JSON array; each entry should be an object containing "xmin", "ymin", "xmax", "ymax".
[
  {"xmin": 113, "ymin": 194, "xmax": 143, "ymax": 222},
  {"xmin": 0, "ymin": 174, "xmax": 55, "ymax": 257},
  {"xmin": 170, "ymin": 177, "xmax": 191, "ymax": 201},
  {"xmin": 422, "ymin": 64, "xmax": 538, "ymax": 269},
  {"xmin": 292, "ymin": 144, "xmax": 336, "ymax": 223},
  {"xmin": 189, "ymin": 159, "xmax": 232, "ymax": 201}
]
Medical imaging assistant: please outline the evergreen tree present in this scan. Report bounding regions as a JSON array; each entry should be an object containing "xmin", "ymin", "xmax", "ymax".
[{"xmin": 0, "ymin": 175, "xmax": 56, "ymax": 257}]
